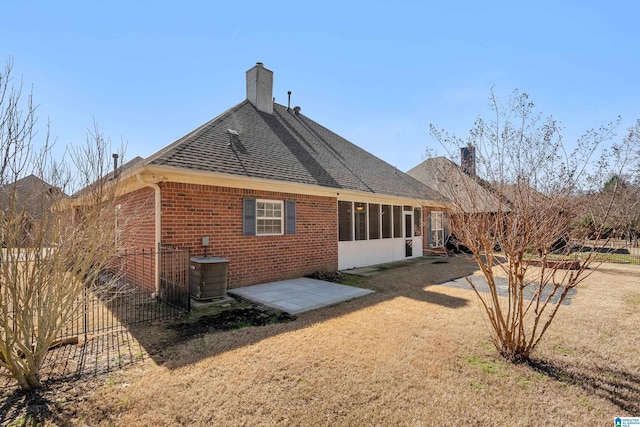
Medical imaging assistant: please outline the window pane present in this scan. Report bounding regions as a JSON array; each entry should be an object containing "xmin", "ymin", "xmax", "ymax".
[
  {"xmin": 382, "ymin": 204, "xmax": 392, "ymax": 238},
  {"xmin": 432, "ymin": 230, "xmax": 444, "ymax": 247},
  {"xmin": 433, "ymin": 212, "xmax": 442, "ymax": 229},
  {"xmin": 256, "ymin": 200, "xmax": 283, "ymax": 235},
  {"xmin": 393, "ymin": 205, "xmax": 402, "ymax": 238},
  {"xmin": 338, "ymin": 201, "xmax": 352, "ymax": 241},
  {"xmin": 258, "ymin": 219, "xmax": 282, "ymax": 234},
  {"xmin": 369, "ymin": 204, "xmax": 380, "ymax": 239},
  {"xmin": 430, "ymin": 211, "xmax": 444, "ymax": 247},
  {"xmin": 413, "ymin": 207, "xmax": 422, "ymax": 236},
  {"xmin": 354, "ymin": 202, "xmax": 367, "ymax": 241}
]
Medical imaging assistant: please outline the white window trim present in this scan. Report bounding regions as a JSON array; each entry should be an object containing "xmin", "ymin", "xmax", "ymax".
[{"xmin": 256, "ymin": 199, "xmax": 284, "ymax": 236}]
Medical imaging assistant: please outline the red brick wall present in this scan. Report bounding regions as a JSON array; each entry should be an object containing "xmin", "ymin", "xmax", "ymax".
[
  {"xmin": 159, "ymin": 182, "xmax": 338, "ymax": 288},
  {"xmin": 114, "ymin": 187, "xmax": 157, "ymax": 291},
  {"xmin": 117, "ymin": 186, "xmax": 156, "ymax": 251}
]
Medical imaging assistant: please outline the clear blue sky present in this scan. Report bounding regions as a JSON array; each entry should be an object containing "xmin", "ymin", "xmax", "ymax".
[{"xmin": 2, "ymin": 0, "xmax": 638, "ymax": 172}]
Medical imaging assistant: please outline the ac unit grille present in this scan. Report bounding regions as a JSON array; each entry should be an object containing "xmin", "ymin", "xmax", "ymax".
[{"xmin": 189, "ymin": 257, "xmax": 229, "ymax": 300}]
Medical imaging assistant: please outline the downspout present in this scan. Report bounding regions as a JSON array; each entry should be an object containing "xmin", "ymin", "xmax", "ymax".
[{"xmin": 137, "ymin": 173, "xmax": 162, "ymax": 295}]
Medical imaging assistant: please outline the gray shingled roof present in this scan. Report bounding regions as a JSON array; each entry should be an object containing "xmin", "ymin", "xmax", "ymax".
[
  {"xmin": 144, "ymin": 100, "xmax": 446, "ymax": 202},
  {"xmin": 0, "ymin": 174, "xmax": 68, "ymax": 219},
  {"xmin": 407, "ymin": 157, "xmax": 507, "ymax": 213}
]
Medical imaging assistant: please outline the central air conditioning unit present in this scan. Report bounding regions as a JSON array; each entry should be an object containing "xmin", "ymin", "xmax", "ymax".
[{"xmin": 189, "ymin": 256, "xmax": 229, "ymax": 300}]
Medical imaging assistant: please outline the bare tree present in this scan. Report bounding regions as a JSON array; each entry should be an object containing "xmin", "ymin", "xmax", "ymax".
[
  {"xmin": 593, "ymin": 121, "xmax": 640, "ymax": 247},
  {"xmin": 0, "ymin": 58, "xmax": 124, "ymax": 390},
  {"xmin": 427, "ymin": 88, "xmax": 637, "ymax": 362}
]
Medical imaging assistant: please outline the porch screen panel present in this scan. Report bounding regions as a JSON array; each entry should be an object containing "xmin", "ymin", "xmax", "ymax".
[
  {"xmin": 368, "ymin": 204, "xmax": 380, "ymax": 239},
  {"xmin": 338, "ymin": 201, "xmax": 353, "ymax": 241},
  {"xmin": 382, "ymin": 204, "xmax": 392, "ymax": 238},
  {"xmin": 393, "ymin": 205, "xmax": 402, "ymax": 238},
  {"xmin": 413, "ymin": 207, "xmax": 422, "ymax": 236}
]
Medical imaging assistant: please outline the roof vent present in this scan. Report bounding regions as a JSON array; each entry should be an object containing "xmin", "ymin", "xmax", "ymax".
[
  {"xmin": 227, "ymin": 129, "xmax": 247, "ymax": 155},
  {"xmin": 293, "ymin": 106, "xmax": 301, "ymax": 115}
]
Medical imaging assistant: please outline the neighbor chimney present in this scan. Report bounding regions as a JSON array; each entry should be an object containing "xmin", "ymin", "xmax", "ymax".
[
  {"xmin": 246, "ymin": 62, "xmax": 274, "ymax": 114},
  {"xmin": 461, "ymin": 144, "xmax": 476, "ymax": 177},
  {"xmin": 112, "ymin": 153, "xmax": 119, "ymax": 179}
]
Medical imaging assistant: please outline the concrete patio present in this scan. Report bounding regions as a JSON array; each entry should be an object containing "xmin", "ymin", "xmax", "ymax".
[{"xmin": 228, "ymin": 277, "xmax": 374, "ymax": 314}]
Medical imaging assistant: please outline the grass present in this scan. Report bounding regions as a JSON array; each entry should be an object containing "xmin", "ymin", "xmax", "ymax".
[
  {"xmin": 2, "ymin": 257, "xmax": 639, "ymax": 426},
  {"xmin": 578, "ymin": 252, "xmax": 640, "ymax": 265},
  {"xmin": 337, "ymin": 273, "xmax": 367, "ymax": 288},
  {"xmin": 467, "ymin": 354, "xmax": 505, "ymax": 374}
]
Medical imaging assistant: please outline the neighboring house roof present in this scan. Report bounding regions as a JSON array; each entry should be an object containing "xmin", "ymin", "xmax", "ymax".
[
  {"xmin": 71, "ymin": 156, "xmax": 145, "ymax": 199},
  {"xmin": 499, "ymin": 183, "xmax": 549, "ymax": 208},
  {"xmin": 0, "ymin": 174, "xmax": 67, "ymax": 219},
  {"xmin": 141, "ymin": 100, "xmax": 445, "ymax": 202},
  {"xmin": 407, "ymin": 157, "xmax": 507, "ymax": 213}
]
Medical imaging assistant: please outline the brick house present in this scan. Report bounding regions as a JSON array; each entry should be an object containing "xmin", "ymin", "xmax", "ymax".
[
  {"xmin": 0, "ymin": 174, "xmax": 67, "ymax": 246},
  {"xmin": 407, "ymin": 149, "xmax": 509, "ymax": 249},
  {"xmin": 107, "ymin": 63, "xmax": 448, "ymax": 291}
]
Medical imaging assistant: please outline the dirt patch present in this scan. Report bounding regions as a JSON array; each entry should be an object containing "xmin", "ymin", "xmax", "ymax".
[{"xmin": 167, "ymin": 305, "xmax": 296, "ymax": 343}]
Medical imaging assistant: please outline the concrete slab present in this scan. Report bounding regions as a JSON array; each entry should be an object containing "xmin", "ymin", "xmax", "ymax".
[
  {"xmin": 228, "ymin": 277, "xmax": 374, "ymax": 314},
  {"xmin": 342, "ymin": 266, "xmax": 380, "ymax": 276},
  {"xmin": 437, "ymin": 275, "xmax": 576, "ymax": 305}
]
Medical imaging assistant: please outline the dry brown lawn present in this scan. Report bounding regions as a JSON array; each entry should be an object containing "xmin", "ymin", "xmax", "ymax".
[{"xmin": 4, "ymin": 256, "xmax": 640, "ymax": 426}]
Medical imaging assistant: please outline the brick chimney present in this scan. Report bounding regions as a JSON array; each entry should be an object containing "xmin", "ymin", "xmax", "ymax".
[
  {"xmin": 246, "ymin": 62, "xmax": 273, "ymax": 114},
  {"xmin": 461, "ymin": 144, "xmax": 476, "ymax": 177}
]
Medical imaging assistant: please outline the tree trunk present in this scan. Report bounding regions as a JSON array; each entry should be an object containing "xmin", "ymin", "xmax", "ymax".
[{"xmin": 14, "ymin": 370, "xmax": 41, "ymax": 391}]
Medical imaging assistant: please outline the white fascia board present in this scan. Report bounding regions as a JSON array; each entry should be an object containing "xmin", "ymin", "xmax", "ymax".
[{"xmin": 120, "ymin": 164, "xmax": 450, "ymax": 208}]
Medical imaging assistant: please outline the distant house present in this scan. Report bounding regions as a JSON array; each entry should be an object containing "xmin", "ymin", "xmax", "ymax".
[
  {"xmin": 78, "ymin": 63, "xmax": 448, "ymax": 290},
  {"xmin": 0, "ymin": 174, "xmax": 67, "ymax": 246},
  {"xmin": 407, "ymin": 149, "xmax": 507, "ymax": 249}
]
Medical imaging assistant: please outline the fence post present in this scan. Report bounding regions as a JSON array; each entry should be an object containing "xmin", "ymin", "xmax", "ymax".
[
  {"xmin": 186, "ymin": 247, "xmax": 191, "ymax": 312},
  {"xmin": 83, "ymin": 284, "xmax": 88, "ymax": 343}
]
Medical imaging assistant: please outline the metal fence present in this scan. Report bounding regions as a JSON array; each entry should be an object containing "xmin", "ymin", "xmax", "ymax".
[
  {"xmin": 575, "ymin": 241, "xmax": 640, "ymax": 265},
  {"xmin": 58, "ymin": 245, "xmax": 191, "ymax": 342}
]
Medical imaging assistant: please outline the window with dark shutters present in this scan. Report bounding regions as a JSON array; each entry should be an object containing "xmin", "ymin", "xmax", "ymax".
[{"xmin": 244, "ymin": 198, "xmax": 296, "ymax": 236}]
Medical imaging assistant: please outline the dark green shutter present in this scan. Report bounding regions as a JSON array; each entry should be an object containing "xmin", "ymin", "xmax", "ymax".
[
  {"xmin": 443, "ymin": 212, "xmax": 449, "ymax": 244},
  {"xmin": 285, "ymin": 200, "xmax": 296, "ymax": 234},
  {"xmin": 243, "ymin": 198, "xmax": 256, "ymax": 236}
]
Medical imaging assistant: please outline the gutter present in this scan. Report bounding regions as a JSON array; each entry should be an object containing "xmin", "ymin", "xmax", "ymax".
[{"xmin": 136, "ymin": 173, "xmax": 162, "ymax": 294}]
